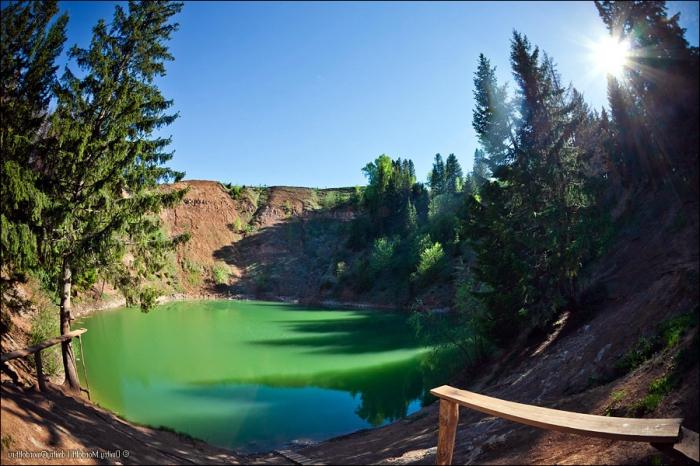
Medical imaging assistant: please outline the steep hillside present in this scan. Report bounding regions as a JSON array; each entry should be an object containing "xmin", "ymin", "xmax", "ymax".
[
  {"xmin": 294, "ymin": 188, "xmax": 699, "ymax": 464},
  {"xmin": 158, "ymin": 180, "xmax": 248, "ymax": 294},
  {"xmin": 158, "ymin": 180, "xmax": 453, "ymax": 307},
  {"xmin": 160, "ymin": 180, "xmax": 387, "ymax": 304}
]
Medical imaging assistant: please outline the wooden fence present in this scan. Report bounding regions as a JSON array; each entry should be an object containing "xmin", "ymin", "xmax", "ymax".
[
  {"xmin": 431, "ymin": 384, "xmax": 698, "ymax": 465},
  {"xmin": 1, "ymin": 328, "xmax": 90, "ymax": 397}
]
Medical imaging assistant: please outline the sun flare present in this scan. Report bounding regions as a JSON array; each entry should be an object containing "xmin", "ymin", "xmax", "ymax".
[{"xmin": 590, "ymin": 36, "xmax": 630, "ymax": 78}]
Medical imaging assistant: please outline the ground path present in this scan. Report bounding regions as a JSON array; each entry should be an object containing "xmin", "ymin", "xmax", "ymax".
[{"xmin": 0, "ymin": 383, "xmax": 290, "ymax": 465}]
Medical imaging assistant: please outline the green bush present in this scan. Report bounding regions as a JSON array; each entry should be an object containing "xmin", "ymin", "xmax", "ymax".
[
  {"xmin": 412, "ymin": 241, "xmax": 446, "ymax": 283},
  {"xmin": 182, "ymin": 259, "xmax": 203, "ymax": 286},
  {"xmin": 615, "ymin": 336, "xmax": 660, "ymax": 373},
  {"xmin": 223, "ymin": 183, "xmax": 245, "ymax": 200},
  {"xmin": 319, "ymin": 191, "xmax": 349, "ymax": 210},
  {"xmin": 230, "ymin": 217, "xmax": 246, "ymax": 233},
  {"xmin": 660, "ymin": 312, "xmax": 697, "ymax": 348},
  {"xmin": 369, "ymin": 237, "xmax": 396, "ymax": 275},
  {"xmin": 212, "ymin": 263, "xmax": 231, "ymax": 285},
  {"xmin": 29, "ymin": 306, "xmax": 61, "ymax": 376},
  {"xmin": 615, "ymin": 311, "xmax": 698, "ymax": 375},
  {"xmin": 138, "ymin": 286, "xmax": 160, "ymax": 311},
  {"xmin": 283, "ymin": 200, "xmax": 294, "ymax": 216}
]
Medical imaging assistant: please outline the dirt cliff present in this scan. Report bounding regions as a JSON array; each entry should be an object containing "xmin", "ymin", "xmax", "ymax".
[{"xmin": 159, "ymin": 180, "xmax": 362, "ymax": 302}]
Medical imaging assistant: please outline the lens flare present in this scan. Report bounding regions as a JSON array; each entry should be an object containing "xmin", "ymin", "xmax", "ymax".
[{"xmin": 590, "ymin": 36, "xmax": 630, "ymax": 78}]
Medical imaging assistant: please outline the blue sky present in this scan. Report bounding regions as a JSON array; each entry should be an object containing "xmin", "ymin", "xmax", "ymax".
[{"xmin": 57, "ymin": 1, "xmax": 699, "ymax": 188}]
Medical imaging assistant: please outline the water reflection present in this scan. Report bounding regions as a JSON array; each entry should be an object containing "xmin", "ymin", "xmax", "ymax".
[{"xmin": 76, "ymin": 301, "xmax": 457, "ymax": 451}]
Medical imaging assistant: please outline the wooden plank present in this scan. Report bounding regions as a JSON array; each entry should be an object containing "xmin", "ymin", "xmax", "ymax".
[
  {"xmin": 431, "ymin": 385, "xmax": 682, "ymax": 444},
  {"xmin": 1, "ymin": 329, "xmax": 87, "ymax": 363},
  {"xmin": 674, "ymin": 427, "xmax": 700, "ymax": 463},
  {"xmin": 436, "ymin": 399, "xmax": 460, "ymax": 465},
  {"xmin": 275, "ymin": 449, "xmax": 325, "ymax": 465},
  {"xmin": 653, "ymin": 427, "xmax": 700, "ymax": 464}
]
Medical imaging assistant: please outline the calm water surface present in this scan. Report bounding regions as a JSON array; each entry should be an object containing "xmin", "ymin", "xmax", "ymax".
[{"xmin": 76, "ymin": 300, "xmax": 453, "ymax": 452}]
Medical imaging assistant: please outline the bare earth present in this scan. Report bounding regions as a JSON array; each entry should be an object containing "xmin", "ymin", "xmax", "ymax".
[{"xmin": 0, "ymin": 383, "xmax": 290, "ymax": 465}]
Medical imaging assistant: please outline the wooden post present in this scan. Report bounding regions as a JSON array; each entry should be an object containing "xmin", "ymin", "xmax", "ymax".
[
  {"xmin": 436, "ymin": 399, "xmax": 459, "ymax": 465},
  {"xmin": 34, "ymin": 351, "xmax": 47, "ymax": 392}
]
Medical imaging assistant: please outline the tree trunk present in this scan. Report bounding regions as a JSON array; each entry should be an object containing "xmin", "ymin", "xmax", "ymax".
[{"xmin": 59, "ymin": 258, "xmax": 81, "ymax": 393}]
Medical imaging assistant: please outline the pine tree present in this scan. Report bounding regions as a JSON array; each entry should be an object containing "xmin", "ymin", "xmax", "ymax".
[
  {"xmin": 471, "ymin": 148, "xmax": 489, "ymax": 188},
  {"xmin": 403, "ymin": 200, "xmax": 418, "ymax": 233},
  {"xmin": 444, "ymin": 153, "xmax": 464, "ymax": 193},
  {"xmin": 1, "ymin": 1, "xmax": 67, "ymax": 285},
  {"xmin": 41, "ymin": 1, "xmax": 186, "ymax": 392},
  {"xmin": 472, "ymin": 53, "xmax": 513, "ymax": 172},
  {"xmin": 411, "ymin": 183, "xmax": 430, "ymax": 224},
  {"xmin": 467, "ymin": 31, "xmax": 604, "ymax": 340},
  {"xmin": 429, "ymin": 153, "xmax": 446, "ymax": 195}
]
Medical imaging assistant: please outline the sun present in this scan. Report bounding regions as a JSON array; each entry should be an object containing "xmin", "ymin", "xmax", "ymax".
[{"xmin": 590, "ymin": 36, "xmax": 631, "ymax": 79}]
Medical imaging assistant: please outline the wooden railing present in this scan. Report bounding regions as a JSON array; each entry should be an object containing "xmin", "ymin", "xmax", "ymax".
[
  {"xmin": 1, "ymin": 328, "xmax": 90, "ymax": 396},
  {"xmin": 431, "ymin": 384, "xmax": 699, "ymax": 465}
]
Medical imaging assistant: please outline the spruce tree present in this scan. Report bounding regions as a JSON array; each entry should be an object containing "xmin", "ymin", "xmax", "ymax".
[
  {"xmin": 403, "ymin": 200, "xmax": 418, "ymax": 234},
  {"xmin": 472, "ymin": 53, "xmax": 512, "ymax": 172},
  {"xmin": 471, "ymin": 148, "xmax": 489, "ymax": 189},
  {"xmin": 444, "ymin": 153, "xmax": 463, "ymax": 193},
  {"xmin": 1, "ymin": 1, "xmax": 67, "ymax": 286},
  {"xmin": 429, "ymin": 153, "xmax": 446, "ymax": 195},
  {"xmin": 467, "ymin": 31, "xmax": 603, "ymax": 340},
  {"xmin": 41, "ymin": 1, "xmax": 186, "ymax": 392}
]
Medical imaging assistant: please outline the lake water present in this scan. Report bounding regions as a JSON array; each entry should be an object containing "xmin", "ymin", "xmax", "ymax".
[{"xmin": 75, "ymin": 300, "xmax": 453, "ymax": 452}]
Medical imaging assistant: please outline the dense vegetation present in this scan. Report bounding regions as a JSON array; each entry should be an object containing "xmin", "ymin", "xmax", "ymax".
[
  {"xmin": 1, "ymin": 1, "xmax": 697, "ymax": 389},
  {"xmin": 334, "ymin": 1, "xmax": 698, "ymax": 357}
]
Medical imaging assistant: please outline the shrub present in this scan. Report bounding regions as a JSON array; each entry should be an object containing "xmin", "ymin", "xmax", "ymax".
[
  {"xmin": 351, "ymin": 186, "xmax": 364, "ymax": 206},
  {"xmin": 369, "ymin": 237, "xmax": 396, "ymax": 275},
  {"xmin": 660, "ymin": 312, "xmax": 697, "ymax": 348},
  {"xmin": 212, "ymin": 263, "xmax": 231, "ymax": 285},
  {"xmin": 182, "ymin": 259, "xmax": 203, "ymax": 286},
  {"xmin": 230, "ymin": 217, "xmax": 246, "ymax": 233},
  {"xmin": 615, "ymin": 336, "xmax": 659, "ymax": 373},
  {"xmin": 29, "ymin": 306, "xmax": 61, "ymax": 376},
  {"xmin": 412, "ymin": 241, "xmax": 446, "ymax": 284},
  {"xmin": 138, "ymin": 286, "xmax": 160, "ymax": 311},
  {"xmin": 223, "ymin": 183, "xmax": 245, "ymax": 200},
  {"xmin": 320, "ymin": 191, "xmax": 340, "ymax": 210},
  {"xmin": 283, "ymin": 200, "xmax": 294, "ymax": 216},
  {"xmin": 615, "ymin": 311, "xmax": 698, "ymax": 375}
]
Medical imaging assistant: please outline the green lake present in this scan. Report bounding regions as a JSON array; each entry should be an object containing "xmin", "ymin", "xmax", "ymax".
[{"xmin": 75, "ymin": 300, "xmax": 454, "ymax": 452}]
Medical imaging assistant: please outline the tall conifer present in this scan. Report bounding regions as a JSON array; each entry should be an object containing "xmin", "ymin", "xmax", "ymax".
[
  {"xmin": 42, "ymin": 1, "xmax": 186, "ymax": 391},
  {"xmin": 1, "ymin": 1, "xmax": 67, "ymax": 285}
]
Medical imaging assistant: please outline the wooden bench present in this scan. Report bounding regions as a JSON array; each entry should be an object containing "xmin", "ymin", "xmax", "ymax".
[
  {"xmin": 431, "ymin": 384, "xmax": 699, "ymax": 465},
  {"xmin": 1, "ymin": 329, "xmax": 89, "ymax": 395}
]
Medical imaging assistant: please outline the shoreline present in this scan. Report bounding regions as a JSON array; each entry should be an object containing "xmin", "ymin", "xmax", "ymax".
[
  {"xmin": 70, "ymin": 291, "xmax": 405, "ymax": 319},
  {"xmin": 63, "ymin": 290, "xmax": 424, "ymax": 459}
]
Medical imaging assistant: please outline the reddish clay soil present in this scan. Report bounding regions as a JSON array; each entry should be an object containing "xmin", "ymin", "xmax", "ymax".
[{"xmin": 0, "ymin": 383, "xmax": 291, "ymax": 465}]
